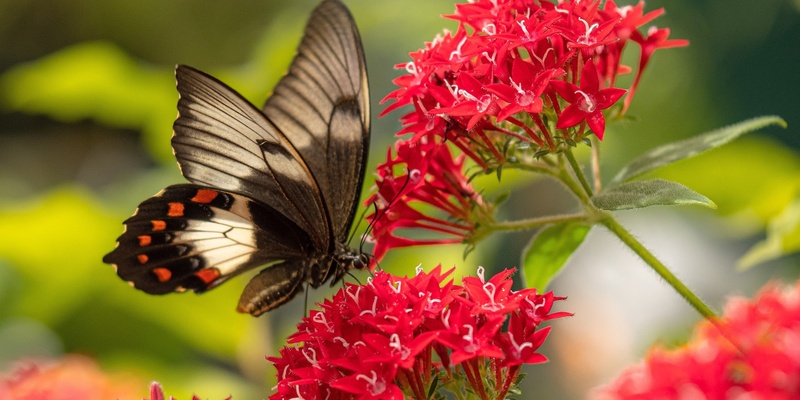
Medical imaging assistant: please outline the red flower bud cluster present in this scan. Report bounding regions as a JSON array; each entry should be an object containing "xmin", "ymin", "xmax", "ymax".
[{"xmin": 269, "ymin": 266, "xmax": 570, "ymax": 400}]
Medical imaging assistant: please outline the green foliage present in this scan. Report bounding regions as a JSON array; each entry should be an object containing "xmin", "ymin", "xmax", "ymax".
[
  {"xmin": 739, "ymin": 197, "xmax": 800, "ymax": 269},
  {"xmin": 0, "ymin": 42, "xmax": 177, "ymax": 163},
  {"xmin": 651, "ymin": 135, "xmax": 800, "ymax": 269},
  {"xmin": 610, "ymin": 116, "xmax": 787, "ymax": 185},
  {"xmin": 0, "ymin": 187, "xmax": 119, "ymax": 324},
  {"xmin": 522, "ymin": 222, "xmax": 591, "ymax": 290},
  {"xmin": 656, "ymin": 136, "xmax": 800, "ymax": 223},
  {"xmin": 592, "ymin": 179, "xmax": 716, "ymax": 211}
]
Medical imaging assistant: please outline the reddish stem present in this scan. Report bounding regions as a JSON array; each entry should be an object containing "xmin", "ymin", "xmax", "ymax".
[
  {"xmin": 497, "ymin": 365, "xmax": 522, "ymax": 400},
  {"xmin": 547, "ymin": 91, "xmax": 562, "ymax": 116},
  {"xmin": 402, "ymin": 368, "xmax": 426, "ymax": 400},
  {"xmin": 464, "ymin": 359, "xmax": 489, "ymax": 400},
  {"xmin": 532, "ymin": 113, "xmax": 556, "ymax": 150},
  {"xmin": 502, "ymin": 117, "xmax": 545, "ymax": 147},
  {"xmin": 493, "ymin": 360, "xmax": 501, "ymax": 393},
  {"xmin": 474, "ymin": 127, "xmax": 506, "ymax": 164}
]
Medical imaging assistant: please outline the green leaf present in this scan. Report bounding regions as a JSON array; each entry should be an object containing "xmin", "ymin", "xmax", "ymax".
[
  {"xmin": 521, "ymin": 222, "xmax": 591, "ymax": 290},
  {"xmin": 610, "ymin": 116, "xmax": 787, "ymax": 185},
  {"xmin": 592, "ymin": 179, "xmax": 716, "ymax": 211},
  {"xmin": 738, "ymin": 198, "xmax": 800, "ymax": 270}
]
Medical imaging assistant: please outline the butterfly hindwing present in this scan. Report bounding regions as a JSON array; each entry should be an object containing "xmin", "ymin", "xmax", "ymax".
[
  {"xmin": 236, "ymin": 260, "xmax": 307, "ymax": 315},
  {"xmin": 172, "ymin": 65, "xmax": 330, "ymax": 251},
  {"xmin": 263, "ymin": 0, "xmax": 370, "ymax": 243},
  {"xmin": 103, "ymin": 184, "xmax": 314, "ymax": 295}
]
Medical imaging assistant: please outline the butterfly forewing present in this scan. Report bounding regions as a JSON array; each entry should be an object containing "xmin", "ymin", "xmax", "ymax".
[
  {"xmin": 262, "ymin": 0, "xmax": 370, "ymax": 243},
  {"xmin": 172, "ymin": 66, "xmax": 330, "ymax": 250}
]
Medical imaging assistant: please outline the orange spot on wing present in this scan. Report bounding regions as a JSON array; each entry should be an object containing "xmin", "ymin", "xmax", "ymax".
[
  {"xmin": 138, "ymin": 235, "xmax": 152, "ymax": 246},
  {"xmin": 151, "ymin": 220, "xmax": 166, "ymax": 231},
  {"xmin": 192, "ymin": 189, "xmax": 219, "ymax": 204},
  {"xmin": 152, "ymin": 267, "xmax": 172, "ymax": 282},
  {"xmin": 137, "ymin": 254, "xmax": 149, "ymax": 264},
  {"xmin": 168, "ymin": 202, "xmax": 185, "ymax": 217},
  {"xmin": 195, "ymin": 268, "xmax": 221, "ymax": 285}
]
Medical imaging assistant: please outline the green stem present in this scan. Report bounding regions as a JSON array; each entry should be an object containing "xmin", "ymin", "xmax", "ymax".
[
  {"xmin": 590, "ymin": 136, "xmax": 602, "ymax": 193},
  {"xmin": 556, "ymin": 166, "xmax": 592, "ymax": 205},
  {"xmin": 564, "ymin": 148, "xmax": 594, "ymax": 197},
  {"xmin": 486, "ymin": 213, "xmax": 587, "ymax": 233},
  {"xmin": 508, "ymin": 160, "xmax": 555, "ymax": 175},
  {"xmin": 599, "ymin": 215, "xmax": 718, "ymax": 320}
]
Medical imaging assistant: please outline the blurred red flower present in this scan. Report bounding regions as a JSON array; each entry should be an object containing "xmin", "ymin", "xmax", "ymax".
[{"xmin": 594, "ymin": 279, "xmax": 800, "ymax": 399}]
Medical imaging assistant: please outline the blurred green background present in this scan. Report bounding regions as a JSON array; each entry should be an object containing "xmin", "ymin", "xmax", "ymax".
[{"xmin": 0, "ymin": 0, "xmax": 798, "ymax": 398}]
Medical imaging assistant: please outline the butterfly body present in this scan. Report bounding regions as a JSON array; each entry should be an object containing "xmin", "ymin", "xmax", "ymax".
[{"xmin": 104, "ymin": 0, "xmax": 370, "ymax": 316}]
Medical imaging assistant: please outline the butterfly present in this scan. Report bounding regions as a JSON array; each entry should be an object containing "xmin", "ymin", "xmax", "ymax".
[{"xmin": 103, "ymin": 0, "xmax": 370, "ymax": 317}]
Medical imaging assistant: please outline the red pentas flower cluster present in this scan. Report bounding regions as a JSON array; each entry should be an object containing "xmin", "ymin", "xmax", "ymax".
[
  {"xmin": 269, "ymin": 265, "xmax": 570, "ymax": 400},
  {"xmin": 365, "ymin": 138, "xmax": 488, "ymax": 261},
  {"xmin": 367, "ymin": 0, "xmax": 687, "ymax": 261},
  {"xmin": 383, "ymin": 0, "xmax": 686, "ymax": 146},
  {"xmin": 594, "ymin": 279, "xmax": 800, "ymax": 399}
]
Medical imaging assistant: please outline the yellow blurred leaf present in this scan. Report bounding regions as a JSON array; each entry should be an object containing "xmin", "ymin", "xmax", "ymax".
[
  {"xmin": 0, "ymin": 187, "xmax": 120, "ymax": 323},
  {"xmin": 0, "ymin": 41, "xmax": 176, "ymax": 163},
  {"xmin": 655, "ymin": 136, "xmax": 800, "ymax": 230},
  {"xmin": 739, "ymin": 198, "xmax": 800, "ymax": 269}
]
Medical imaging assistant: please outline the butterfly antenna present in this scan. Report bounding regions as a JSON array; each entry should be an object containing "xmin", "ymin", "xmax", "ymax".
[
  {"xmin": 346, "ymin": 270, "xmax": 363, "ymax": 285},
  {"xmin": 347, "ymin": 200, "xmax": 373, "ymax": 246},
  {"xmin": 357, "ymin": 200, "xmax": 380, "ymax": 252},
  {"xmin": 359, "ymin": 174, "xmax": 413, "ymax": 251}
]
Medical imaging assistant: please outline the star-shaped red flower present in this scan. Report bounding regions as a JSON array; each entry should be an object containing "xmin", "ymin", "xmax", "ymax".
[{"xmin": 551, "ymin": 60, "xmax": 626, "ymax": 139}]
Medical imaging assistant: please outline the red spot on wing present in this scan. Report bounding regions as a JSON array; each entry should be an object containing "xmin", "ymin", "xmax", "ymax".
[
  {"xmin": 152, "ymin": 267, "xmax": 172, "ymax": 282},
  {"xmin": 192, "ymin": 189, "xmax": 219, "ymax": 204},
  {"xmin": 168, "ymin": 202, "xmax": 185, "ymax": 217},
  {"xmin": 137, "ymin": 254, "xmax": 149, "ymax": 264},
  {"xmin": 151, "ymin": 220, "xmax": 166, "ymax": 231},
  {"xmin": 195, "ymin": 268, "xmax": 221, "ymax": 285},
  {"xmin": 138, "ymin": 235, "xmax": 152, "ymax": 246}
]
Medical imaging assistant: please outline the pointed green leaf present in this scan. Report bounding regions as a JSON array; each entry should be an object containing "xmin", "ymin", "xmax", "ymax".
[
  {"xmin": 611, "ymin": 116, "xmax": 787, "ymax": 185},
  {"xmin": 592, "ymin": 179, "xmax": 716, "ymax": 211},
  {"xmin": 738, "ymin": 198, "xmax": 800, "ymax": 270},
  {"xmin": 521, "ymin": 222, "xmax": 591, "ymax": 290}
]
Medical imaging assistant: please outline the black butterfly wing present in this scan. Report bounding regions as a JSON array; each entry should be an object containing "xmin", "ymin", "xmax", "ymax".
[
  {"xmin": 262, "ymin": 0, "xmax": 370, "ymax": 244},
  {"xmin": 172, "ymin": 65, "xmax": 330, "ymax": 251},
  {"xmin": 103, "ymin": 184, "xmax": 313, "ymax": 294}
]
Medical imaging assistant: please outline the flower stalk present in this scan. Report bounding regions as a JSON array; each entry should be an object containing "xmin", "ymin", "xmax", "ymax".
[
  {"xmin": 485, "ymin": 212, "xmax": 587, "ymax": 233},
  {"xmin": 546, "ymin": 152, "xmax": 722, "ymax": 324},
  {"xmin": 564, "ymin": 147, "xmax": 594, "ymax": 197},
  {"xmin": 598, "ymin": 213, "xmax": 717, "ymax": 320}
]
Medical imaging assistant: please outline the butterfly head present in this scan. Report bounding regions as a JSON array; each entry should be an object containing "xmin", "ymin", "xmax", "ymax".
[{"xmin": 321, "ymin": 249, "xmax": 370, "ymax": 288}]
